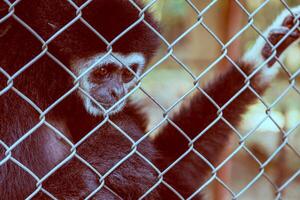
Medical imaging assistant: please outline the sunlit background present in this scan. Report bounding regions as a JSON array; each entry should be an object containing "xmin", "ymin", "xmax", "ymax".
[{"xmin": 135, "ymin": 0, "xmax": 300, "ymax": 199}]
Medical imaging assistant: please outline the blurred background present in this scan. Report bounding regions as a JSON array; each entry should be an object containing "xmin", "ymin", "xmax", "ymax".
[{"xmin": 135, "ymin": 0, "xmax": 300, "ymax": 199}]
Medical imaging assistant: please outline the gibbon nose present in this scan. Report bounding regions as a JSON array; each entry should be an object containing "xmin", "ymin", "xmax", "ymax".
[{"xmin": 110, "ymin": 86, "xmax": 125, "ymax": 101}]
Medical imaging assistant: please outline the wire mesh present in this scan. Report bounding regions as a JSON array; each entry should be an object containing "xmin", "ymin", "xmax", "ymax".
[{"xmin": 0, "ymin": 0, "xmax": 299, "ymax": 199}]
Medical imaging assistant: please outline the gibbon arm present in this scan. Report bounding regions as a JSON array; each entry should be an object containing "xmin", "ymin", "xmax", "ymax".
[{"xmin": 153, "ymin": 6, "xmax": 300, "ymax": 197}]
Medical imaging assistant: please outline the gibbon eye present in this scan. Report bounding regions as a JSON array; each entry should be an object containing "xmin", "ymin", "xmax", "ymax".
[
  {"xmin": 122, "ymin": 64, "xmax": 139, "ymax": 83},
  {"xmin": 94, "ymin": 67, "xmax": 108, "ymax": 77},
  {"xmin": 130, "ymin": 64, "xmax": 139, "ymax": 73},
  {"xmin": 122, "ymin": 68, "xmax": 135, "ymax": 83}
]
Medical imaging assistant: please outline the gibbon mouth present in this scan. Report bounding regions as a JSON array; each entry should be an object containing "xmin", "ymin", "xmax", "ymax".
[
  {"xmin": 90, "ymin": 100, "xmax": 111, "ymax": 109},
  {"xmin": 90, "ymin": 100, "xmax": 123, "ymax": 111}
]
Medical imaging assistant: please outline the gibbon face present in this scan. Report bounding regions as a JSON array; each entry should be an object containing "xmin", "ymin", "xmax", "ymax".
[{"xmin": 15, "ymin": 0, "xmax": 160, "ymax": 114}]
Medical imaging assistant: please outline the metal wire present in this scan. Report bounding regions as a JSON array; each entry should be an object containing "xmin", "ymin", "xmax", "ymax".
[{"xmin": 0, "ymin": 0, "xmax": 299, "ymax": 199}]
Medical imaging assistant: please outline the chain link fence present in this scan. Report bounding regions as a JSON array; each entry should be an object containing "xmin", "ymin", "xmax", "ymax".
[{"xmin": 0, "ymin": 0, "xmax": 300, "ymax": 199}]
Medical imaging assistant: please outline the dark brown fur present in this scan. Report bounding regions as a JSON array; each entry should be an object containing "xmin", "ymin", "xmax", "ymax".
[{"xmin": 1, "ymin": 1, "xmax": 299, "ymax": 199}]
